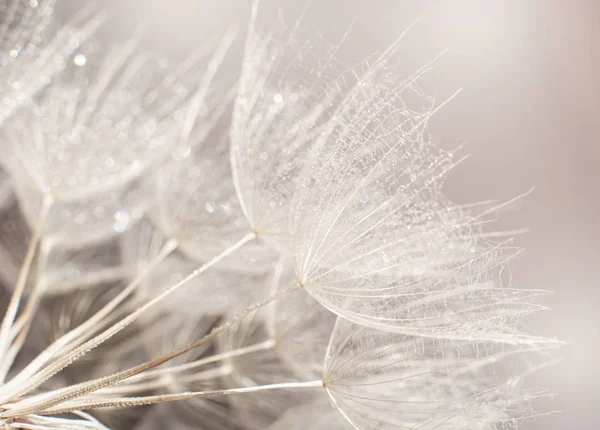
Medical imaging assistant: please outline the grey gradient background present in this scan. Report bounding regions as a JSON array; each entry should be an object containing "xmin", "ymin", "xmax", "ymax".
[{"xmin": 58, "ymin": 1, "xmax": 599, "ymax": 428}]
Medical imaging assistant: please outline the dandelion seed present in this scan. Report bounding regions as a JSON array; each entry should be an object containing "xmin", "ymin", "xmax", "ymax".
[
  {"xmin": 322, "ymin": 318, "xmax": 557, "ymax": 429},
  {"xmin": 231, "ymin": 14, "xmax": 553, "ymax": 344}
]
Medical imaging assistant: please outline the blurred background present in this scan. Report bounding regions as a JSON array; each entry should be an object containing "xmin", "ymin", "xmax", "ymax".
[{"xmin": 57, "ymin": 1, "xmax": 600, "ymax": 428}]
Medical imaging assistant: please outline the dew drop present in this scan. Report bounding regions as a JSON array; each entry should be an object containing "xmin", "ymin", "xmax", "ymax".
[
  {"xmin": 73, "ymin": 54, "xmax": 87, "ymax": 66},
  {"xmin": 113, "ymin": 210, "xmax": 131, "ymax": 233},
  {"xmin": 9, "ymin": 47, "xmax": 21, "ymax": 58},
  {"xmin": 273, "ymin": 93, "xmax": 284, "ymax": 104},
  {"xmin": 204, "ymin": 201, "xmax": 215, "ymax": 213}
]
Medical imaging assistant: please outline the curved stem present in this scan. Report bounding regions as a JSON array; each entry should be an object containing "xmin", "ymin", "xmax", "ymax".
[
  {"xmin": 38, "ymin": 380, "xmax": 324, "ymax": 415},
  {"xmin": 0, "ymin": 239, "xmax": 53, "ymax": 382},
  {"xmin": 1, "ymin": 232, "xmax": 256, "ymax": 408},
  {"xmin": 0, "ymin": 194, "xmax": 53, "ymax": 383},
  {"xmin": 2, "ymin": 280, "xmax": 298, "ymax": 419},
  {"xmin": 1, "ymin": 238, "xmax": 179, "ymax": 395},
  {"xmin": 123, "ymin": 338, "xmax": 275, "ymax": 385},
  {"xmin": 96, "ymin": 365, "xmax": 233, "ymax": 396}
]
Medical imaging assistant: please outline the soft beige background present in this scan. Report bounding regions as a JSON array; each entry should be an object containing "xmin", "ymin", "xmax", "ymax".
[{"xmin": 58, "ymin": 1, "xmax": 599, "ymax": 428}]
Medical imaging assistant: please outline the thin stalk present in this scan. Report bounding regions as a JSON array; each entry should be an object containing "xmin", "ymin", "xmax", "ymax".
[
  {"xmin": 177, "ymin": 28, "xmax": 236, "ymax": 148},
  {"xmin": 2, "ymin": 281, "xmax": 298, "ymax": 419},
  {"xmin": 123, "ymin": 338, "xmax": 275, "ymax": 385},
  {"xmin": 1, "ymin": 238, "xmax": 179, "ymax": 395},
  {"xmin": 96, "ymin": 365, "xmax": 233, "ymax": 396},
  {"xmin": 37, "ymin": 380, "xmax": 324, "ymax": 415},
  {"xmin": 0, "ymin": 194, "xmax": 52, "ymax": 382},
  {"xmin": 74, "ymin": 23, "xmax": 147, "ymax": 128},
  {"xmin": 1, "ymin": 232, "xmax": 256, "ymax": 408},
  {"xmin": 11, "ymin": 412, "xmax": 109, "ymax": 430},
  {"xmin": 0, "ymin": 239, "xmax": 53, "ymax": 382},
  {"xmin": 0, "ymin": 323, "xmax": 28, "ymax": 382},
  {"xmin": 266, "ymin": 256, "xmax": 286, "ymax": 339}
]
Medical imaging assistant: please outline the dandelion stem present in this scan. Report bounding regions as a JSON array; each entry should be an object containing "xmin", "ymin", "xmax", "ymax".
[
  {"xmin": 74, "ymin": 23, "xmax": 147, "ymax": 128},
  {"xmin": 0, "ymin": 194, "xmax": 53, "ymax": 383},
  {"xmin": 178, "ymin": 27, "xmax": 236, "ymax": 148},
  {"xmin": 267, "ymin": 255, "xmax": 287, "ymax": 338},
  {"xmin": 1, "ymin": 232, "xmax": 257, "ymax": 409},
  {"xmin": 96, "ymin": 365, "xmax": 233, "ymax": 396},
  {"xmin": 0, "ymin": 241, "xmax": 53, "ymax": 382},
  {"xmin": 0, "ymin": 238, "xmax": 179, "ymax": 396},
  {"xmin": 122, "ymin": 338, "xmax": 275, "ymax": 385},
  {"xmin": 36, "ymin": 380, "xmax": 324, "ymax": 415},
  {"xmin": 2, "ymin": 280, "xmax": 298, "ymax": 419}
]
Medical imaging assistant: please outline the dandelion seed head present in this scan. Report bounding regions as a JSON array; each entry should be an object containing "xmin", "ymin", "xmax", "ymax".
[{"xmin": 0, "ymin": 2, "xmax": 557, "ymax": 429}]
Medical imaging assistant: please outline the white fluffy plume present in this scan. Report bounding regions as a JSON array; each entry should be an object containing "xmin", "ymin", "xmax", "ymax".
[{"xmin": 0, "ymin": 2, "xmax": 559, "ymax": 429}]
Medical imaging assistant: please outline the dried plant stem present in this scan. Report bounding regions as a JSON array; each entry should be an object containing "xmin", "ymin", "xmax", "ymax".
[
  {"xmin": 1, "ymin": 239, "xmax": 179, "ymax": 397},
  {"xmin": 1, "ymin": 280, "xmax": 299, "ymax": 419},
  {"xmin": 177, "ymin": 28, "xmax": 236, "ymax": 147},
  {"xmin": 0, "ymin": 194, "xmax": 53, "ymax": 383},
  {"xmin": 39, "ymin": 380, "xmax": 324, "ymax": 415},
  {"xmin": 1, "ymin": 232, "xmax": 257, "ymax": 414},
  {"xmin": 123, "ymin": 338, "xmax": 276, "ymax": 385},
  {"xmin": 0, "ymin": 242, "xmax": 55, "ymax": 382},
  {"xmin": 0, "ymin": 324, "xmax": 29, "ymax": 385},
  {"xmin": 97, "ymin": 365, "xmax": 233, "ymax": 396},
  {"xmin": 74, "ymin": 23, "xmax": 147, "ymax": 128}
]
